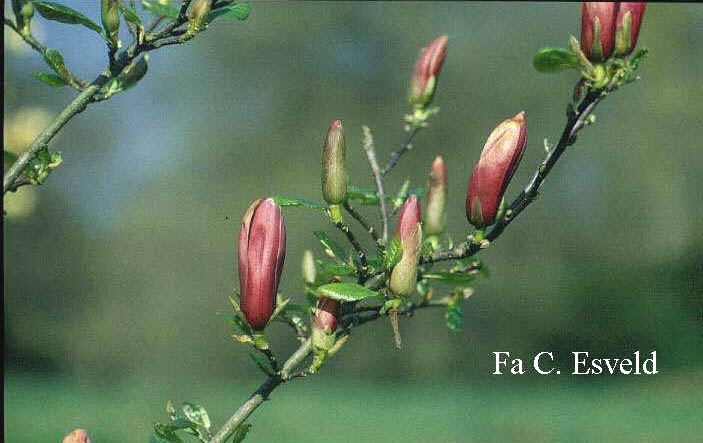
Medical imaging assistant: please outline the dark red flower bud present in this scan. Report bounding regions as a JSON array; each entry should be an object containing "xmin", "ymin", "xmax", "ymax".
[
  {"xmin": 581, "ymin": 2, "xmax": 618, "ymax": 61},
  {"xmin": 238, "ymin": 198, "xmax": 286, "ymax": 330},
  {"xmin": 409, "ymin": 35, "xmax": 448, "ymax": 107},
  {"xmin": 321, "ymin": 120, "xmax": 348, "ymax": 205},
  {"xmin": 389, "ymin": 195, "xmax": 422, "ymax": 297},
  {"xmin": 62, "ymin": 429, "xmax": 92, "ymax": 443},
  {"xmin": 424, "ymin": 156, "xmax": 447, "ymax": 236},
  {"xmin": 614, "ymin": 2, "xmax": 646, "ymax": 57},
  {"xmin": 314, "ymin": 296, "xmax": 338, "ymax": 334},
  {"xmin": 466, "ymin": 112, "xmax": 527, "ymax": 228}
]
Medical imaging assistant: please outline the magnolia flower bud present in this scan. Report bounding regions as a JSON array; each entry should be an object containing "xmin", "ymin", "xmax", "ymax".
[
  {"xmin": 310, "ymin": 296, "xmax": 338, "ymax": 372},
  {"xmin": 466, "ymin": 112, "xmax": 527, "ymax": 228},
  {"xmin": 321, "ymin": 120, "xmax": 348, "ymax": 205},
  {"xmin": 302, "ymin": 249, "xmax": 316, "ymax": 286},
  {"xmin": 238, "ymin": 198, "xmax": 286, "ymax": 330},
  {"xmin": 101, "ymin": 0, "xmax": 120, "ymax": 46},
  {"xmin": 188, "ymin": 0, "xmax": 212, "ymax": 31},
  {"xmin": 581, "ymin": 2, "xmax": 618, "ymax": 62},
  {"xmin": 614, "ymin": 3, "xmax": 646, "ymax": 57},
  {"xmin": 11, "ymin": 0, "xmax": 34, "ymax": 33},
  {"xmin": 389, "ymin": 195, "xmax": 422, "ymax": 298},
  {"xmin": 409, "ymin": 35, "xmax": 449, "ymax": 107},
  {"xmin": 424, "ymin": 156, "xmax": 447, "ymax": 237},
  {"xmin": 62, "ymin": 429, "xmax": 92, "ymax": 443}
]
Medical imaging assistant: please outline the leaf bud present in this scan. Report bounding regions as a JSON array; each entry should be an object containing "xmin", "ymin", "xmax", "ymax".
[
  {"xmin": 466, "ymin": 112, "xmax": 527, "ymax": 228},
  {"xmin": 424, "ymin": 156, "xmax": 447, "ymax": 237},
  {"xmin": 614, "ymin": 3, "xmax": 646, "ymax": 57},
  {"xmin": 580, "ymin": 2, "xmax": 618, "ymax": 61},
  {"xmin": 101, "ymin": 0, "xmax": 120, "ymax": 47},
  {"xmin": 11, "ymin": 0, "xmax": 34, "ymax": 34},
  {"xmin": 389, "ymin": 195, "xmax": 422, "ymax": 298},
  {"xmin": 321, "ymin": 120, "xmax": 348, "ymax": 205},
  {"xmin": 238, "ymin": 198, "xmax": 287, "ymax": 330},
  {"xmin": 310, "ymin": 296, "xmax": 338, "ymax": 372},
  {"xmin": 409, "ymin": 35, "xmax": 448, "ymax": 107}
]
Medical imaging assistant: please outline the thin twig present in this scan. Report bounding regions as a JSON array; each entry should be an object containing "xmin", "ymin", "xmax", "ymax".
[
  {"xmin": 361, "ymin": 126, "xmax": 389, "ymax": 243},
  {"xmin": 343, "ymin": 201, "xmax": 381, "ymax": 245},
  {"xmin": 329, "ymin": 211, "xmax": 370, "ymax": 283},
  {"xmin": 381, "ymin": 125, "xmax": 420, "ymax": 176}
]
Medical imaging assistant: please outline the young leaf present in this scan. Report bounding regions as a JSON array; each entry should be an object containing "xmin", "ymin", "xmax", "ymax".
[
  {"xmin": 31, "ymin": 72, "xmax": 67, "ymax": 87},
  {"xmin": 533, "ymin": 47, "xmax": 580, "ymax": 73},
  {"xmin": 42, "ymin": 49, "xmax": 68, "ymax": 78},
  {"xmin": 317, "ymin": 261, "xmax": 355, "ymax": 276},
  {"xmin": 207, "ymin": 3, "xmax": 250, "ymax": 23},
  {"xmin": 271, "ymin": 196, "xmax": 326, "ymax": 211},
  {"xmin": 423, "ymin": 272, "xmax": 475, "ymax": 285},
  {"xmin": 317, "ymin": 282, "xmax": 383, "ymax": 302},
  {"xmin": 117, "ymin": 2, "xmax": 141, "ymax": 25},
  {"xmin": 182, "ymin": 403, "xmax": 211, "ymax": 431},
  {"xmin": 347, "ymin": 185, "xmax": 380, "ymax": 205},
  {"xmin": 33, "ymin": 1, "xmax": 107, "ymax": 39},
  {"xmin": 445, "ymin": 304, "xmax": 463, "ymax": 332},
  {"xmin": 383, "ymin": 236, "xmax": 403, "ymax": 270},
  {"xmin": 229, "ymin": 423, "xmax": 252, "ymax": 443},
  {"xmin": 152, "ymin": 423, "xmax": 185, "ymax": 443},
  {"xmin": 313, "ymin": 231, "xmax": 347, "ymax": 261},
  {"xmin": 141, "ymin": 0, "xmax": 179, "ymax": 19}
]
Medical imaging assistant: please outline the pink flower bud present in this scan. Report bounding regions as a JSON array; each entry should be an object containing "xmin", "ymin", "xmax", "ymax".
[
  {"xmin": 424, "ymin": 156, "xmax": 447, "ymax": 236},
  {"xmin": 62, "ymin": 429, "xmax": 92, "ymax": 443},
  {"xmin": 614, "ymin": 3, "xmax": 646, "ymax": 57},
  {"xmin": 321, "ymin": 120, "xmax": 348, "ymax": 205},
  {"xmin": 314, "ymin": 296, "xmax": 338, "ymax": 333},
  {"xmin": 238, "ymin": 198, "xmax": 286, "ymax": 330},
  {"xmin": 389, "ymin": 195, "xmax": 422, "ymax": 297},
  {"xmin": 581, "ymin": 2, "xmax": 618, "ymax": 61},
  {"xmin": 466, "ymin": 112, "xmax": 527, "ymax": 228},
  {"xmin": 409, "ymin": 35, "xmax": 448, "ymax": 107}
]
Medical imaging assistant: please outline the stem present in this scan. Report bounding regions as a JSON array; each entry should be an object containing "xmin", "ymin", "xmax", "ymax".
[
  {"xmin": 343, "ymin": 201, "xmax": 381, "ymax": 245},
  {"xmin": 329, "ymin": 211, "xmax": 370, "ymax": 283},
  {"xmin": 381, "ymin": 125, "xmax": 420, "ymax": 176},
  {"xmin": 361, "ymin": 126, "xmax": 389, "ymax": 243},
  {"xmin": 423, "ymin": 77, "xmax": 618, "ymax": 264},
  {"xmin": 209, "ymin": 297, "xmax": 449, "ymax": 443}
]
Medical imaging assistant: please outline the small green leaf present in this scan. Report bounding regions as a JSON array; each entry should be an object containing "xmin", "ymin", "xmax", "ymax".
[
  {"xmin": 33, "ymin": 1, "xmax": 107, "ymax": 39},
  {"xmin": 182, "ymin": 403, "xmax": 211, "ymax": 431},
  {"xmin": 272, "ymin": 196, "xmax": 326, "ymax": 211},
  {"xmin": 117, "ymin": 1, "xmax": 141, "ymax": 25},
  {"xmin": 248, "ymin": 352, "xmax": 273, "ymax": 375},
  {"xmin": 31, "ymin": 72, "xmax": 68, "ymax": 87},
  {"xmin": 347, "ymin": 185, "xmax": 380, "ymax": 205},
  {"xmin": 153, "ymin": 423, "xmax": 184, "ymax": 443},
  {"xmin": 533, "ymin": 46, "xmax": 580, "ymax": 73},
  {"xmin": 313, "ymin": 231, "xmax": 347, "ymax": 261},
  {"xmin": 317, "ymin": 282, "xmax": 383, "ymax": 302},
  {"xmin": 317, "ymin": 261, "xmax": 355, "ymax": 276},
  {"xmin": 4, "ymin": 151, "xmax": 19, "ymax": 168},
  {"xmin": 207, "ymin": 3, "xmax": 250, "ymax": 23},
  {"xmin": 141, "ymin": 0, "xmax": 179, "ymax": 19},
  {"xmin": 229, "ymin": 423, "xmax": 252, "ymax": 443},
  {"xmin": 42, "ymin": 48, "xmax": 68, "ymax": 77},
  {"xmin": 383, "ymin": 236, "xmax": 403, "ymax": 270},
  {"xmin": 163, "ymin": 418, "xmax": 199, "ymax": 431},
  {"xmin": 628, "ymin": 47, "xmax": 649, "ymax": 71},
  {"xmin": 423, "ymin": 272, "xmax": 475, "ymax": 285},
  {"xmin": 445, "ymin": 304, "xmax": 463, "ymax": 332}
]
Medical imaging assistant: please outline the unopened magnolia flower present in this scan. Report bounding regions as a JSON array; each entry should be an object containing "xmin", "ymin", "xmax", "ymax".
[
  {"xmin": 409, "ymin": 35, "xmax": 449, "ymax": 107},
  {"xmin": 466, "ymin": 112, "xmax": 527, "ymax": 228},
  {"xmin": 321, "ymin": 120, "xmax": 348, "ymax": 206},
  {"xmin": 614, "ymin": 3, "xmax": 646, "ymax": 57},
  {"xmin": 238, "ymin": 198, "xmax": 286, "ymax": 330},
  {"xmin": 581, "ymin": 2, "xmax": 646, "ymax": 61},
  {"xmin": 424, "ymin": 156, "xmax": 447, "ymax": 237},
  {"xmin": 389, "ymin": 195, "xmax": 422, "ymax": 297}
]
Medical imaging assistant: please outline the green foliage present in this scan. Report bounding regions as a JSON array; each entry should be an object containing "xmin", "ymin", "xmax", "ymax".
[
  {"xmin": 182, "ymin": 403, "xmax": 211, "ymax": 432},
  {"xmin": 444, "ymin": 303, "xmax": 463, "ymax": 332},
  {"xmin": 23, "ymin": 148, "xmax": 62, "ymax": 185},
  {"xmin": 42, "ymin": 48, "xmax": 69, "ymax": 79},
  {"xmin": 347, "ymin": 185, "xmax": 380, "ymax": 205},
  {"xmin": 116, "ymin": 1, "xmax": 141, "ymax": 25},
  {"xmin": 423, "ymin": 272, "xmax": 475, "ymax": 286},
  {"xmin": 152, "ymin": 401, "xmax": 214, "ymax": 443},
  {"xmin": 4, "ymin": 151, "xmax": 19, "ymax": 168},
  {"xmin": 31, "ymin": 72, "xmax": 67, "ymax": 87},
  {"xmin": 272, "ymin": 196, "xmax": 326, "ymax": 211},
  {"xmin": 207, "ymin": 3, "xmax": 251, "ymax": 23},
  {"xmin": 32, "ymin": 1, "xmax": 108, "ymax": 40},
  {"xmin": 383, "ymin": 236, "xmax": 403, "ymax": 270},
  {"xmin": 313, "ymin": 231, "xmax": 347, "ymax": 261},
  {"xmin": 229, "ymin": 423, "xmax": 252, "ymax": 443},
  {"xmin": 533, "ymin": 46, "xmax": 580, "ymax": 73},
  {"xmin": 317, "ymin": 261, "xmax": 355, "ymax": 276},
  {"xmin": 141, "ymin": 0, "xmax": 179, "ymax": 19},
  {"xmin": 317, "ymin": 282, "xmax": 383, "ymax": 302}
]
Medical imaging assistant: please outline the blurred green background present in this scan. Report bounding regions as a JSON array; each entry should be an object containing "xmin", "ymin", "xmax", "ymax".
[{"xmin": 4, "ymin": 2, "xmax": 703, "ymax": 442}]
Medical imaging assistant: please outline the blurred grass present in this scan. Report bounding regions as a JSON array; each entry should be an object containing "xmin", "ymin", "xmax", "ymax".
[{"xmin": 5, "ymin": 372, "xmax": 703, "ymax": 442}]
